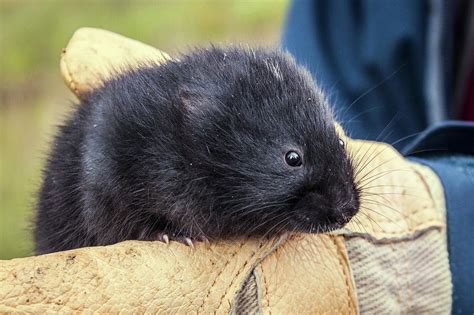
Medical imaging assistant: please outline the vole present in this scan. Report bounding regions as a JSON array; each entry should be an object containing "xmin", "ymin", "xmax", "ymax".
[{"xmin": 34, "ymin": 46, "xmax": 360, "ymax": 254}]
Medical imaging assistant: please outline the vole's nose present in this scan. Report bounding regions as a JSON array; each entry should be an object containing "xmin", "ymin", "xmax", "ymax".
[
  {"xmin": 292, "ymin": 183, "xmax": 360, "ymax": 229},
  {"xmin": 343, "ymin": 186, "xmax": 360, "ymax": 215}
]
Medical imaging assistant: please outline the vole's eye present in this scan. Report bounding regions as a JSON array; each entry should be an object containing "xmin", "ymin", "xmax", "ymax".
[
  {"xmin": 339, "ymin": 139, "xmax": 345, "ymax": 147},
  {"xmin": 285, "ymin": 151, "xmax": 302, "ymax": 167}
]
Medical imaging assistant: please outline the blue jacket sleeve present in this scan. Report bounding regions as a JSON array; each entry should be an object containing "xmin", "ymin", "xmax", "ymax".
[{"xmin": 404, "ymin": 121, "xmax": 474, "ymax": 314}]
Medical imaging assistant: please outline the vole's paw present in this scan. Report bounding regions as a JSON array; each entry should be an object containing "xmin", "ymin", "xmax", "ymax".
[{"xmin": 156, "ymin": 233, "xmax": 209, "ymax": 248}]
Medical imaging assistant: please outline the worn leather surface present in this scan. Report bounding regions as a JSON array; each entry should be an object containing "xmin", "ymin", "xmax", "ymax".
[
  {"xmin": 257, "ymin": 234, "xmax": 357, "ymax": 314},
  {"xmin": 0, "ymin": 238, "xmax": 278, "ymax": 313},
  {"xmin": 60, "ymin": 27, "xmax": 171, "ymax": 98},
  {"xmin": 0, "ymin": 28, "xmax": 448, "ymax": 313},
  {"xmin": 0, "ymin": 233, "xmax": 358, "ymax": 314}
]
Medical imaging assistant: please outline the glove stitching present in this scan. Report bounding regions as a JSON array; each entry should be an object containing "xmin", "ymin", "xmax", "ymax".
[
  {"xmin": 197, "ymin": 240, "xmax": 247, "ymax": 312},
  {"xmin": 215, "ymin": 240, "xmax": 267, "ymax": 311},
  {"xmin": 345, "ymin": 213, "xmax": 442, "ymax": 235},
  {"xmin": 258, "ymin": 264, "xmax": 270, "ymax": 314},
  {"xmin": 331, "ymin": 236, "xmax": 356, "ymax": 314}
]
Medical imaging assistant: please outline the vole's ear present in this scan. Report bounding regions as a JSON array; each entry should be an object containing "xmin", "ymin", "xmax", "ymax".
[
  {"xmin": 178, "ymin": 87, "xmax": 216, "ymax": 116},
  {"xmin": 178, "ymin": 88, "xmax": 195, "ymax": 110}
]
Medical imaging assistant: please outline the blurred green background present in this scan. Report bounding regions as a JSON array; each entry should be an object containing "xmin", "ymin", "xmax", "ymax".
[{"xmin": 0, "ymin": 0, "xmax": 289, "ymax": 259}]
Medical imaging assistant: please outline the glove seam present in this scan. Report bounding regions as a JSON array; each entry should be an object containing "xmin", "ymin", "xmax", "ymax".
[
  {"xmin": 331, "ymin": 236, "xmax": 357, "ymax": 314},
  {"xmin": 197, "ymin": 240, "xmax": 248, "ymax": 312},
  {"xmin": 216, "ymin": 240, "xmax": 267, "ymax": 311},
  {"xmin": 257, "ymin": 264, "xmax": 270, "ymax": 313}
]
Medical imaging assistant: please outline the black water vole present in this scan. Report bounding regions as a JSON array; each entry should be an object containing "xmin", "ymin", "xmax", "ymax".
[{"xmin": 34, "ymin": 46, "xmax": 359, "ymax": 254}]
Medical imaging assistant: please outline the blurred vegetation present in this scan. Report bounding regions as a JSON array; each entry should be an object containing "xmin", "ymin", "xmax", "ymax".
[{"xmin": 0, "ymin": 0, "xmax": 289, "ymax": 259}]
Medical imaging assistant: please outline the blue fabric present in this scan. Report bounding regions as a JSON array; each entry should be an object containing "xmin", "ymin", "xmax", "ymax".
[
  {"xmin": 282, "ymin": 2, "xmax": 474, "ymax": 313},
  {"xmin": 405, "ymin": 124, "xmax": 474, "ymax": 314},
  {"xmin": 402, "ymin": 121, "xmax": 474, "ymax": 156},
  {"xmin": 282, "ymin": 0, "xmax": 430, "ymax": 148},
  {"xmin": 409, "ymin": 154, "xmax": 473, "ymax": 314}
]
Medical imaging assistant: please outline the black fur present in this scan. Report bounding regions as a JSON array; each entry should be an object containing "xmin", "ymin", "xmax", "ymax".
[{"xmin": 34, "ymin": 47, "xmax": 359, "ymax": 254}]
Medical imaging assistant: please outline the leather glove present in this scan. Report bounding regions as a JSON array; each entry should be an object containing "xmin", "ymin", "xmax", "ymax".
[{"xmin": 0, "ymin": 28, "xmax": 452, "ymax": 314}]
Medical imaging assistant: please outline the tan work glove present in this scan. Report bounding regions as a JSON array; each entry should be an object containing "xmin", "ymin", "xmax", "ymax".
[{"xmin": 0, "ymin": 28, "xmax": 452, "ymax": 314}]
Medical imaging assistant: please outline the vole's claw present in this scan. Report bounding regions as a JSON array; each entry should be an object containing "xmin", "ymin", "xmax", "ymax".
[
  {"xmin": 199, "ymin": 236, "xmax": 210, "ymax": 245},
  {"xmin": 156, "ymin": 233, "xmax": 208, "ymax": 248},
  {"xmin": 157, "ymin": 233, "xmax": 170, "ymax": 245},
  {"xmin": 184, "ymin": 237, "xmax": 194, "ymax": 248}
]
